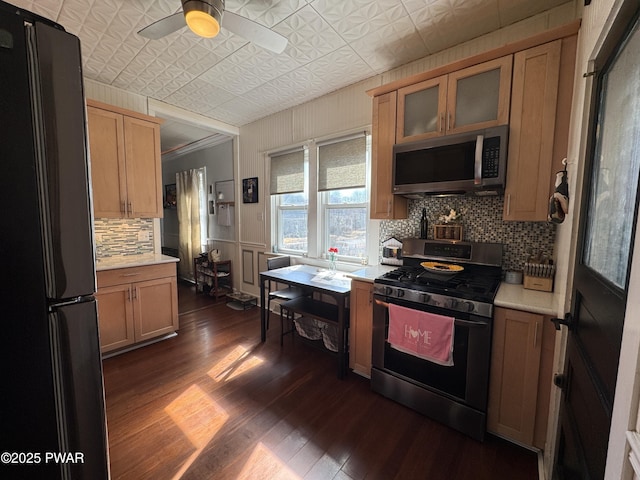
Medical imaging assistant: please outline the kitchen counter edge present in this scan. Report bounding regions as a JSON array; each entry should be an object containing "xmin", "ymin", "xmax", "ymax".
[
  {"xmin": 96, "ymin": 254, "xmax": 180, "ymax": 271},
  {"xmin": 347, "ymin": 265, "xmax": 396, "ymax": 283},
  {"xmin": 495, "ymin": 282, "xmax": 564, "ymax": 317}
]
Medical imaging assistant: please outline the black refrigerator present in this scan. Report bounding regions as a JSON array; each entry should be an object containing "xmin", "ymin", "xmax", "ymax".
[{"xmin": 0, "ymin": 2, "xmax": 109, "ymax": 479}]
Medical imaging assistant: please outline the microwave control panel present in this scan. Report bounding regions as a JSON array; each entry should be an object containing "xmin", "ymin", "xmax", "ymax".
[{"xmin": 482, "ymin": 136, "xmax": 501, "ymax": 178}]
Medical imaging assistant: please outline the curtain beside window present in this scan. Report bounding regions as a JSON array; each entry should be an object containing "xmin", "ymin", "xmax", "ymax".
[
  {"xmin": 270, "ymin": 149, "xmax": 304, "ymax": 194},
  {"xmin": 176, "ymin": 167, "xmax": 207, "ymax": 281},
  {"xmin": 318, "ymin": 133, "xmax": 366, "ymax": 191}
]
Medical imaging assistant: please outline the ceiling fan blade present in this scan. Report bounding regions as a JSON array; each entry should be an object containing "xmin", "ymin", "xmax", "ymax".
[
  {"xmin": 138, "ymin": 11, "xmax": 186, "ymax": 40},
  {"xmin": 222, "ymin": 11, "xmax": 288, "ymax": 54}
]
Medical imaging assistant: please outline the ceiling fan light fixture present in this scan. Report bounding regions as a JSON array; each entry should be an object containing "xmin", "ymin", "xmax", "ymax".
[{"xmin": 182, "ymin": 0, "xmax": 223, "ymax": 38}]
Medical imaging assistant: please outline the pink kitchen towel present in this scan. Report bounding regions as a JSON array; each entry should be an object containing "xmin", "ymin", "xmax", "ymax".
[{"xmin": 387, "ymin": 303, "xmax": 455, "ymax": 366}]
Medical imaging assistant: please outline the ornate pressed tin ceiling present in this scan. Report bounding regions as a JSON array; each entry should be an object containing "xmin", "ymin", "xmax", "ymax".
[{"xmin": 11, "ymin": 0, "xmax": 573, "ymax": 128}]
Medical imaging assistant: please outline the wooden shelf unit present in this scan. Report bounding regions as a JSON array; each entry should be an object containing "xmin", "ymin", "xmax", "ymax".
[{"xmin": 194, "ymin": 258, "xmax": 232, "ymax": 299}]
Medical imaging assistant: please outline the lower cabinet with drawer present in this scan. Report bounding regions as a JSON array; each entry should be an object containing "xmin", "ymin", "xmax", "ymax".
[{"xmin": 96, "ymin": 263, "xmax": 178, "ymax": 354}]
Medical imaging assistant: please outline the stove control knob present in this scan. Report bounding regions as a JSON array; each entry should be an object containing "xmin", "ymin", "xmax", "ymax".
[
  {"xmin": 421, "ymin": 293, "xmax": 431, "ymax": 303},
  {"xmin": 396, "ymin": 289, "xmax": 405, "ymax": 298},
  {"xmin": 462, "ymin": 301, "xmax": 475, "ymax": 312},
  {"xmin": 384, "ymin": 286, "xmax": 393, "ymax": 296}
]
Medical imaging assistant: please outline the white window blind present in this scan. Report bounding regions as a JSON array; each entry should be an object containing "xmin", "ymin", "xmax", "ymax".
[
  {"xmin": 270, "ymin": 149, "xmax": 304, "ymax": 195},
  {"xmin": 318, "ymin": 133, "xmax": 366, "ymax": 192}
]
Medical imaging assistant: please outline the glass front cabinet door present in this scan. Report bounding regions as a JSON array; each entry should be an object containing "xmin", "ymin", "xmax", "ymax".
[{"xmin": 396, "ymin": 55, "xmax": 513, "ymax": 143}]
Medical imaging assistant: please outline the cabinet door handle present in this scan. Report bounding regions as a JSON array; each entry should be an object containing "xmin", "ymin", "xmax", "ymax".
[
  {"xmin": 439, "ymin": 113, "xmax": 444, "ymax": 133},
  {"xmin": 122, "ymin": 273, "xmax": 140, "ymax": 277},
  {"xmin": 387, "ymin": 199, "xmax": 391, "ymax": 217},
  {"xmin": 506, "ymin": 194, "xmax": 511, "ymax": 216},
  {"xmin": 121, "ymin": 202, "xmax": 126, "ymax": 214},
  {"xmin": 127, "ymin": 202, "xmax": 132, "ymax": 215},
  {"xmin": 133, "ymin": 287, "xmax": 137, "ymax": 300},
  {"xmin": 447, "ymin": 112, "xmax": 452, "ymax": 131},
  {"xmin": 533, "ymin": 320, "xmax": 539, "ymax": 348},
  {"xmin": 127, "ymin": 287, "xmax": 131, "ymax": 301}
]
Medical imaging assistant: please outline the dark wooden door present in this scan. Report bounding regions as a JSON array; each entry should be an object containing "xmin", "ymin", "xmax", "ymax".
[{"xmin": 554, "ymin": 10, "xmax": 640, "ymax": 479}]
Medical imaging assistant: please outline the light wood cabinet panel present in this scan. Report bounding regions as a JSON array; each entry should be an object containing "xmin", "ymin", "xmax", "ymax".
[
  {"xmin": 123, "ymin": 116, "xmax": 163, "ymax": 218},
  {"xmin": 87, "ymin": 100, "xmax": 163, "ymax": 219},
  {"xmin": 488, "ymin": 307, "xmax": 554, "ymax": 449},
  {"xmin": 134, "ymin": 276, "xmax": 179, "ymax": 342},
  {"xmin": 503, "ymin": 41, "xmax": 561, "ymax": 221},
  {"xmin": 370, "ymin": 91, "xmax": 407, "ymax": 219},
  {"xmin": 87, "ymin": 107, "xmax": 127, "ymax": 217},
  {"xmin": 503, "ymin": 39, "xmax": 573, "ymax": 221},
  {"xmin": 96, "ymin": 264, "xmax": 178, "ymax": 354},
  {"xmin": 349, "ymin": 280, "xmax": 373, "ymax": 378},
  {"xmin": 96, "ymin": 284, "xmax": 134, "ymax": 353}
]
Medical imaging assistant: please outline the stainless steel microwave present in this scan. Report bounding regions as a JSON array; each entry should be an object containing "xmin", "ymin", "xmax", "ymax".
[{"xmin": 392, "ymin": 125, "xmax": 509, "ymax": 196}]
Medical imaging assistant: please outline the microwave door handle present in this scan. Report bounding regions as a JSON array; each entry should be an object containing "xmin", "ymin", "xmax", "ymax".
[{"xmin": 474, "ymin": 135, "xmax": 484, "ymax": 185}]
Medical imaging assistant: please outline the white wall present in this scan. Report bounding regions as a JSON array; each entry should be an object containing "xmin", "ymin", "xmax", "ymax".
[{"xmin": 161, "ymin": 140, "xmax": 235, "ymax": 248}]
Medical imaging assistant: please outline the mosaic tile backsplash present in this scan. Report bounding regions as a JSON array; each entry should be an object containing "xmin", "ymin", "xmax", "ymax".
[
  {"xmin": 94, "ymin": 218, "xmax": 154, "ymax": 258},
  {"xmin": 379, "ymin": 195, "xmax": 556, "ymax": 272}
]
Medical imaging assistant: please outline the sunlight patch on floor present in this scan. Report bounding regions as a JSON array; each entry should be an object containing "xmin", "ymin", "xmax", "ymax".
[
  {"xmin": 164, "ymin": 384, "xmax": 229, "ymax": 479},
  {"xmin": 236, "ymin": 442, "xmax": 301, "ymax": 480},
  {"xmin": 207, "ymin": 344, "xmax": 264, "ymax": 382}
]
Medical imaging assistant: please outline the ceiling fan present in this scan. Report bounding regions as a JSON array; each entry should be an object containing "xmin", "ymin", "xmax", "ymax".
[{"xmin": 138, "ymin": 0, "xmax": 288, "ymax": 54}]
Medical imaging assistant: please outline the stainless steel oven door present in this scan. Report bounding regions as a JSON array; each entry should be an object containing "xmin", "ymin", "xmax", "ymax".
[{"xmin": 371, "ymin": 294, "xmax": 492, "ymax": 412}]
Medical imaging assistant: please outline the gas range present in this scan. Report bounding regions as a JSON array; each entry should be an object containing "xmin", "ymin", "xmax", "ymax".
[{"xmin": 374, "ymin": 239, "xmax": 503, "ymax": 318}]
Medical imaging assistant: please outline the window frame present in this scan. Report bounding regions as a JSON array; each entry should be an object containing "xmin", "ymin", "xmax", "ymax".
[{"xmin": 270, "ymin": 131, "xmax": 371, "ymax": 264}]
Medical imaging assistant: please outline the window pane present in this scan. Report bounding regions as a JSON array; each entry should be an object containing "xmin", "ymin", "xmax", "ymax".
[
  {"xmin": 327, "ymin": 207, "xmax": 367, "ymax": 257},
  {"xmin": 583, "ymin": 18, "xmax": 640, "ymax": 288},
  {"xmin": 279, "ymin": 209, "xmax": 308, "ymax": 252},
  {"xmin": 327, "ymin": 188, "xmax": 367, "ymax": 204},
  {"xmin": 280, "ymin": 192, "xmax": 308, "ymax": 206}
]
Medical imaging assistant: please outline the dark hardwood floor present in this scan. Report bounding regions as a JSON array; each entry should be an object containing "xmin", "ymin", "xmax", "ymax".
[{"xmin": 102, "ymin": 282, "xmax": 539, "ymax": 480}]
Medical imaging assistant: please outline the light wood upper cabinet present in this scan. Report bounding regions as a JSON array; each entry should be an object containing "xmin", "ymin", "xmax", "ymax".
[
  {"xmin": 504, "ymin": 41, "xmax": 561, "ymax": 221},
  {"xmin": 87, "ymin": 106, "xmax": 126, "ymax": 218},
  {"xmin": 370, "ymin": 91, "xmax": 407, "ymax": 219},
  {"xmin": 504, "ymin": 37, "xmax": 576, "ymax": 221},
  {"xmin": 397, "ymin": 75, "xmax": 447, "ymax": 142},
  {"xmin": 87, "ymin": 100, "xmax": 163, "ymax": 218},
  {"xmin": 349, "ymin": 280, "xmax": 374, "ymax": 378},
  {"xmin": 396, "ymin": 56, "xmax": 512, "ymax": 143},
  {"xmin": 488, "ymin": 307, "xmax": 555, "ymax": 449}
]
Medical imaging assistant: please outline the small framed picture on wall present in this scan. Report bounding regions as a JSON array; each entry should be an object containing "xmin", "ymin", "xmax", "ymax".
[
  {"xmin": 242, "ymin": 177, "xmax": 258, "ymax": 204},
  {"xmin": 164, "ymin": 183, "xmax": 177, "ymax": 208}
]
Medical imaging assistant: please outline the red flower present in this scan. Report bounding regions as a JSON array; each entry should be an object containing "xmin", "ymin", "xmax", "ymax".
[{"xmin": 328, "ymin": 247, "xmax": 338, "ymax": 253}]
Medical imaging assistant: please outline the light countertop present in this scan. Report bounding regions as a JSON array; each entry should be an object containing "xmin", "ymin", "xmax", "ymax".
[
  {"xmin": 495, "ymin": 282, "xmax": 564, "ymax": 317},
  {"xmin": 346, "ymin": 265, "xmax": 396, "ymax": 283},
  {"xmin": 96, "ymin": 253, "xmax": 179, "ymax": 271}
]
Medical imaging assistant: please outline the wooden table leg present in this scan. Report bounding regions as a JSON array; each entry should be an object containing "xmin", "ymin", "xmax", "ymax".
[{"xmin": 259, "ymin": 275, "xmax": 266, "ymax": 342}]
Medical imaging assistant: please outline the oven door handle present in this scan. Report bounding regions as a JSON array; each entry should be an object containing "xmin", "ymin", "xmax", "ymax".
[
  {"xmin": 374, "ymin": 299, "xmax": 489, "ymax": 328},
  {"xmin": 454, "ymin": 318, "xmax": 489, "ymax": 328}
]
